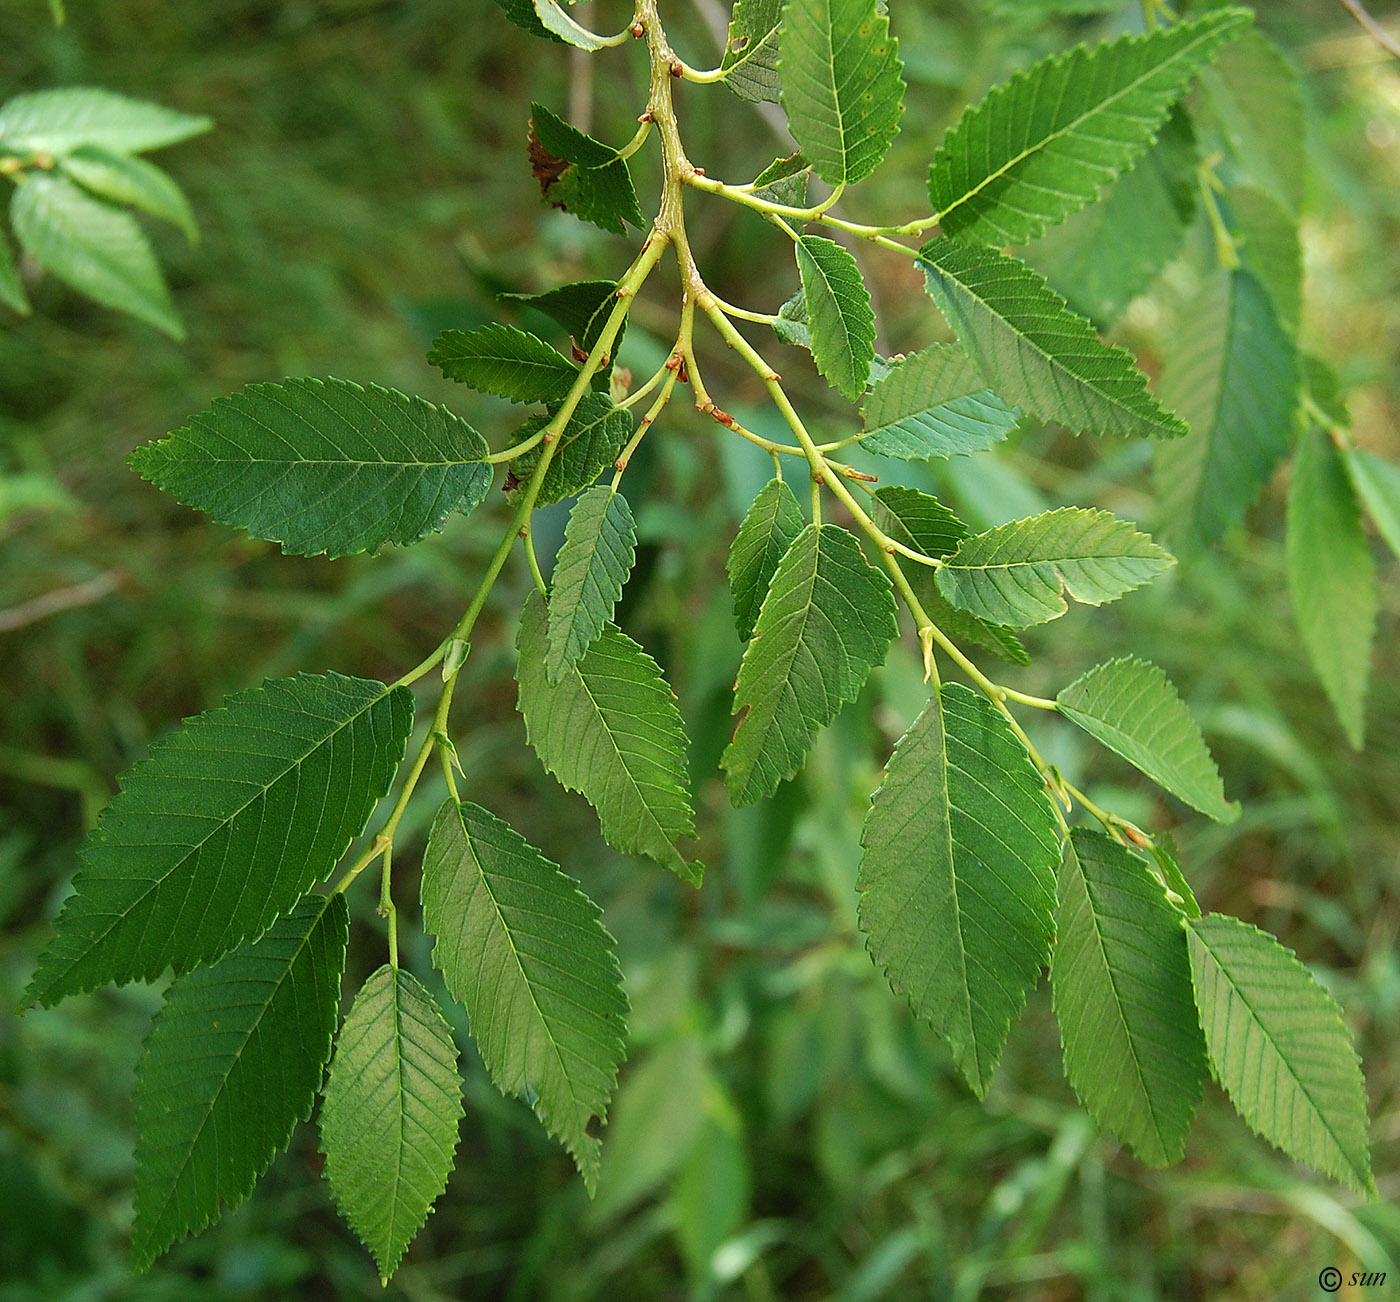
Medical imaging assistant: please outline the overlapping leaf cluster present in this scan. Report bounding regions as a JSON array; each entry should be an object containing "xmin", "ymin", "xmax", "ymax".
[{"xmin": 15, "ymin": 0, "xmax": 1387, "ymax": 1284}]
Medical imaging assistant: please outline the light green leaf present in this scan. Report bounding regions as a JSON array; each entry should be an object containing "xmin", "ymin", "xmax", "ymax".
[
  {"xmin": 870, "ymin": 487, "xmax": 1029, "ymax": 665},
  {"xmin": 319, "ymin": 966, "xmax": 464, "ymax": 1284},
  {"xmin": 918, "ymin": 239, "xmax": 1188, "ymax": 440},
  {"xmin": 936, "ymin": 507, "xmax": 1174, "ymax": 628},
  {"xmin": 422, "ymin": 800, "xmax": 627, "ymax": 1190},
  {"xmin": 1287, "ymin": 427, "xmax": 1376, "ymax": 750},
  {"xmin": 129, "ymin": 378, "xmax": 493, "ymax": 559},
  {"xmin": 1193, "ymin": 29, "xmax": 1305, "ymax": 214},
  {"xmin": 508, "ymin": 392, "xmax": 633, "ymax": 505},
  {"xmin": 131, "ymin": 895, "xmax": 349, "ymax": 1269},
  {"xmin": 503, "ymin": 279, "xmax": 625, "ymax": 362},
  {"xmin": 530, "ymin": 103, "xmax": 643, "ymax": 235},
  {"xmin": 1056, "ymin": 657, "xmax": 1239, "ymax": 823},
  {"xmin": 531, "ymin": 0, "xmax": 608, "ymax": 50},
  {"xmin": 1187, "ymin": 915, "xmax": 1374, "ymax": 1195},
  {"xmin": 1052, "ymin": 829, "xmax": 1208, "ymax": 1165},
  {"xmin": 728, "ymin": 477, "xmax": 805, "ymax": 642},
  {"xmin": 1345, "ymin": 447, "xmax": 1400, "ymax": 563},
  {"xmin": 517, "ymin": 591, "xmax": 701, "ymax": 884},
  {"xmin": 1024, "ymin": 109, "xmax": 1197, "ymax": 327},
  {"xmin": 930, "ymin": 9, "xmax": 1248, "ymax": 245},
  {"xmin": 1231, "ymin": 184, "xmax": 1301, "ymax": 338},
  {"xmin": 858, "ymin": 683, "xmax": 1060, "ymax": 1097},
  {"xmin": 60, "ymin": 146, "xmax": 197, "ymax": 241},
  {"xmin": 723, "ymin": 523, "xmax": 898, "ymax": 806},
  {"xmin": 11, "ymin": 173, "xmax": 182, "ymax": 338},
  {"xmin": 1155, "ymin": 268, "xmax": 1298, "ymax": 547},
  {"xmin": 722, "ymin": 0, "xmax": 784, "ymax": 103},
  {"xmin": 428, "ymin": 322, "xmax": 580, "ymax": 403},
  {"xmin": 0, "ymin": 229, "xmax": 29, "ymax": 315},
  {"xmin": 0, "ymin": 87, "xmax": 211, "ymax": 155},
  {"xmin": 21, "ymin": 673, "xmax": 412, "ymax": 1008},
  {"xmin": 861, "ymin": 343, "xmax": 1021, "ymax": 460},
  {"xmin": 547, "ymin": 486, "xmax": 638, "ymax": 682},
  {"xmin": 778, "ymin": 0, "xmax": 905, "ymax": 186},
  {"xmin": 796, "ymin": 235, "xmax": 875, "ymax": 402},
  {"xmin": 1152, "ymin": 834, "xmax": 1201, "ymax": 921}
]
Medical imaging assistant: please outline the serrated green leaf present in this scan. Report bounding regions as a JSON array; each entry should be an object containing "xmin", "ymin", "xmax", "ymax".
[
  {"xmin": 422, "ymin": 800, "xmax": 627, "ymax": 1190},
  {"xmin": 1052, "ymin": 829, "xmax": 1208, "ymax": 1165},
  {"xmin": 508, "ymin": 392, "xmax": 633, "ymax": 505},
  {"xmin": 1056, "ymin": 657, "xmax": 1238, "ymax": 823},
  {"xmin": 491, "ymin": 0, "xmax": 567, "ymax": 42},
  {"xmin": 871, "ymin": 486, "xmax": 1029, "ymax": 665},
  {"xmin": 129, "ymin": 378, "xmax": 493, "ymax": 559},
  {"xmin": 770, "ymin": 290, "xmax": 893, "ymax": 385},
  {"xmin": 795, "ymin": 235, "xmax": 875, "ymax": 402},
  {"xmin": 751, "ymin": 151, "xmax": 810, "ymax": 206},
  {"xmin": 728, "ymin": 478, "xmax": 805, "ymax": 643},
  {"xmin": 0, "ymin": 229, "xmax": 29, "ymax": 315},
  {"xmin": 723, "ymin": 523, "xmax": 898, "ymax": 806},
  {"xmin": 131, "ymin": 894, "xmax": 349, "ymax": 1269},
  {"xmin": 517, "ymin": 591, "xmax": 701, "ymax": 884},
  {"xmin": 0, "ymin": 87, "xmax": 212, "ymax": 155},
  {"xmin": 1155, "ymin": 267, "xmax": 1298, "ymax": 547},
  {"xmin": 319, "ymin": 966, "xmax": 464, "ymax": 1283},
  {"xmin": 861, "ymin": 343, "xmax": 1021, "ymax": 460},
  {"xmin": 930, "ymin": 10, "xmax": 1248, "ymax": 246},
  {"xmin": 1287, "ymin": 428, "xmax": 1376, "ymax": 750},
  {"xmin": 1345, "ymin": 448, "xmax": 1400, "ymax": 563},
  {"xmin": 1024, "ymin": 109, "xmax": 1197, "ymax": 326},
  {"xmin": 428, "ymin": 322, "xmax": 580, "ymax": 403},
  {"xmin": 858, "ymin": 683, "xmax": 1060, "ymax": 1097},
  {"xmin": 547, "ymin": 487, "xmax": 637, "ymax": 682},
  {"xmin": 918, "ymin": 240, "xmax": 1187, "ymax": 440},
  {"xmin": 1193, "ymin": 29, "xmax": 1304, "ymax": 214},
  {"xmin": 503, "ymin": 279, "xmax": 625, "ymax": 361},
  {"xmin": 778, "ymin": 0, "xmax": 905, "ymax": 186},
  {"xmin": 936, "ymin": 507, "xmax": 1174, "ymax": 629},
  {"xmin": 531, "ymin": 0, "xmax": 608, "ymax": 49},
  {"xmin": 722, "ymin": 0, "xmax": 784, "ymax": 103},
  {"xmin": 1187, "ymin": 915, "xmax": 1374, "ymax": 1194},
  {"xmin": 21, "ymin": 673, "xmax": 412, "ymax": 1008},
  {"xmin": 11, "ymin": 173, "xmax": 182, "ymax": 337},
  {"xmin": 529, "ymin": 103, "xmax": 643, "ymax": 235},
  {"xmin": 60, "ymin": 146, "xmax": 197, "ymax": 241}
]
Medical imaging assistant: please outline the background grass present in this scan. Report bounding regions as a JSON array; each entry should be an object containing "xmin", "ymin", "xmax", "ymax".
[{"xmin": 2, "ymin": 1, "xmax": 1398, "ymax": 1297}]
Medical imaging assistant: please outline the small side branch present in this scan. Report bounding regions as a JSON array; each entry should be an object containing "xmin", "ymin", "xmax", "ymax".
[{"xmin": 1339, "ymin": 0, "xmax": 1400, "ymax": 59}]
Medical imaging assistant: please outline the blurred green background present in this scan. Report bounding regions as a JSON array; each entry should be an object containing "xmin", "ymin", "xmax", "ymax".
[{"xmin": 2, "ymin": 1, "xmax": 1398, "ymax": 1298}]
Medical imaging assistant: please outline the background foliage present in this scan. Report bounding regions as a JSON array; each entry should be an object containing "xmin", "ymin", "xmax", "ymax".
[{"xmin": 2, "ymin": 1, "xmax": 1398, "ymax": 1297}]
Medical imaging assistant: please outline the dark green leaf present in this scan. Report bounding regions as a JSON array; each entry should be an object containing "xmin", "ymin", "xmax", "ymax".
[
  {"xmin": 319, "ymin": 967, "xmax": 464, "ymax": 1283},
  {"xmin": 722, "ymin": 0, "xmax": 784, "ymax": 103},
  {"xmin": 131, "ymin": 895, "xmax": 349, "ymax": 1268},
  {"xmin": 129, "ymin": 378, "xmax": 493, "ymax": 558},
  {"xmin": 936, "ymin": 507, "xmax": 1174, "ymax": 628},
  {"xmin": 428, "ymin": 322, "xmax": 580, "ymax": 403},
  {"xmin": 796, "ymin": 235, "xmax": 875, "ymax": 402},
  {"xmin": 1188, "ymin": 916, "xmax": 1374, "ymax": 1195},
  {"xmin": 547, "ymin": 486, "xmax": 637, "ymax": 682},
  {"xmin": 529, "ymin": 103, "xmax": 643, "ymax": 235},
  {"xmin": 422, "ymin": 800, "xmax": 627, "ymax": 1190},
  {"xmin": 723, "ymin": 523, "xmax": 898, "ymax": 806},
  {"xmin": 1056, "ymin": 657, "xmax": 1239, "ymax": 822},
  {"xmin": 21, "ymin": 673, "xmax": 412, "ymax": 1007},
  {"xmin": 503, "ymin": 279, "xmax": 625, "ymax": 360},
  {"xmin": 1155, "ymin": 268, "xmax": 1298, "ymax": 547},
  {"xmin": 751, "ymin": 151, "xmax": 810, "ymax": 205},
  {"xmin": 858, "ymin": 683, "xmax": 1060, "ymax": 1096},
  {"xmin": 728, "ymin": 477, "xmax": 805, "ymax": 642},
  {"xmin": 490, "ymin": 0, "xmax": 567, "ymax": 43},
  {"xmin": 11, "ymin": 173, "xmax": 182, "ymax": 337},
  {"xmin": 930, "ymin": 10, "xmax": 1248, "ymax": 245},
  {"xmin": 1053, "ymin": 830, "xmax": 1208, "ymax": 1165},
  {"xmin": 517, "ymin": 591, "xmax": 701, "ymax": 884},
  {"xmin": 508, "ymin": 392, "xmax": 633, "ymax": 505},
  {"xmin": 918, "ymin": 240, "xmax": 1188, "ymax": 439},
  {"xmin": 0, "ymin": 87, "xmax": 212, "ymax": 155},
  {"xmin": 861, "ymin": 343, "xmax": 1021, "ymax": 460},
  {"xmin": 779, "ymin": 0, "xmax": 905, "ymax": 186},
  {"xmin": 1287, "ymin": 427, "xmax": 1376, "ymax": 750}
]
